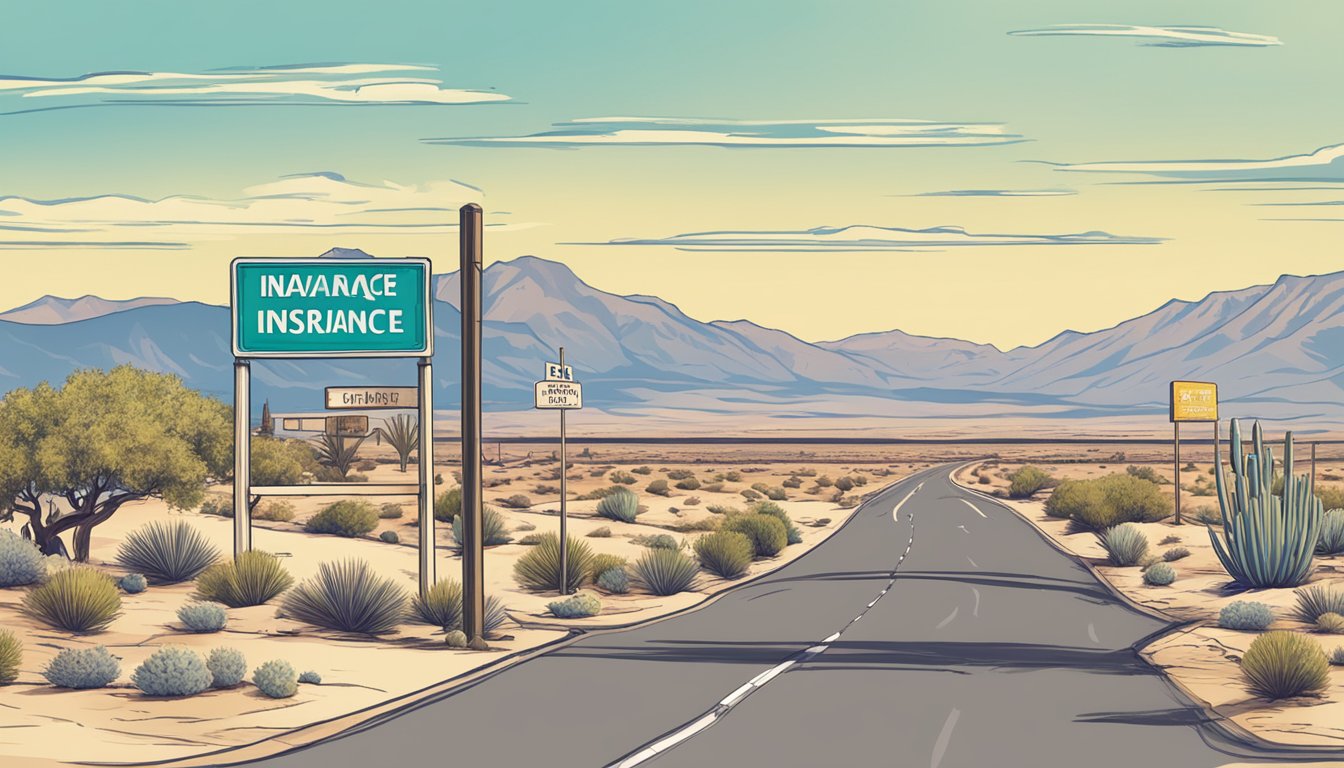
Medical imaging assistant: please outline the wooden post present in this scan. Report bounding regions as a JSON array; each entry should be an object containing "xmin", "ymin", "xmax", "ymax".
[
  {"xmin": 417, "ymin": 357, "xmax": 435, "ymax": 598},
  {"xmin": 460, "ymin": 203, "xmax": 488, "ymax": 650},
  {"xmin": 1173, "ymin": 421, "xmax": 1182, "ymax": 525},
  {"xmin": 233, "ymin": 360, "xmax": 252, "ymax": 557},
  {"xmin": 559, "ymin": 346, "xmax": 569, "ymax": 595}
]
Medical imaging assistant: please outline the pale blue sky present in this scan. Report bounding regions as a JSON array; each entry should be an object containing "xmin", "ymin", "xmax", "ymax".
[{"xmin": 0, "ymin": 1, "xmax": 1338, "ymax": 348}]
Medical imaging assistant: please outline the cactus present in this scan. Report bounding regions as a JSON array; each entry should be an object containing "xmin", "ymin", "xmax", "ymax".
[{"xmin": 1208, "ymin": 420, "xmax": 1321, "ymax": 588}]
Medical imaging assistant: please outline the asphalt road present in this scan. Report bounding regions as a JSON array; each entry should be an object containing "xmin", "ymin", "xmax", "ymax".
[{"xmin": 246, "ymin": 465, "xmax": 1300, "ymax": 768}]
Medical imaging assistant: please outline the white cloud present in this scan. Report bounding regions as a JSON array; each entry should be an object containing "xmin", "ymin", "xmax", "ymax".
[
  {"xmin": 1008, "ymin": 24, "xmax": 1280, "ymax": 48},
  {"xmin": 1046, "ymin": 143, "xmax": 1344, "ymax": 182},
  {"xmin": 577, "ymin": 224, "xmax": 1162, "ymax": 252}
]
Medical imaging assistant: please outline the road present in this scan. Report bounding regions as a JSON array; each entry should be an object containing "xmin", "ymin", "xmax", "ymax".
[{"xmin": 247, "ymin": 465, "xmax": 1298, "ymax": 768}]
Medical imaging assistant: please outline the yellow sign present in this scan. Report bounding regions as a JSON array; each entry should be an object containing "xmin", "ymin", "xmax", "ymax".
[{"xmin": 1170, "ymin": 380, "xmax": 1218, "ymax": 422}]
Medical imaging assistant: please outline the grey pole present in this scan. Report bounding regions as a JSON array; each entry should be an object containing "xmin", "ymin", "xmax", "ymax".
[
  {"xmin": 1173, "ymin": 421, "xmax": 1182, "ymax": 525},
  {"xmin": 233, "ymin": 360, "xmax": 252, "ymax": 557},
  {"xmin": 559, "ymin": 346, "xmax": 568, "ymax": 595},
  {"xmin": 460, "ymin": 202, "xmax": 488, "ymax": 649},
  {"xmin": 418, "ymin": 356, "xmax": 435, "ymax": 598}
]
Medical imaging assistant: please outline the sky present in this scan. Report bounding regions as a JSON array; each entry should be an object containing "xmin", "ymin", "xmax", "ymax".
[{"xmin": 0, "ymin": 1, "xmax": 1340, "ymax": 350}]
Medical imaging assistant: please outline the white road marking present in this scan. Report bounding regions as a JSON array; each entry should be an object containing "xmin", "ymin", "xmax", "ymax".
[
  {"xmin": 823, "ymin": 631, "xmax": 841, "ymax": 643},
  {"xmin": 971, "ymin": 587, "xmax": 981, "ymax": 618},
  {"xmin": 931, "ymin": 708, "xmax": 962, "ymax": 768},
  {"xmin": 959, "ymin": 499, "xmax": 987, "ymax": 519},
  {"xmin": 936, "ymin": 606, "xmax": 960, "ymax": 630},
  {"xmin": 966, "ymin": 556, "xmax": 979, "ymax": 569},
  {"xmin": 957, "ymin": 524, "xmax": 968, "ymax": 533},
  {"xmin": 1088, "ymin": 623, "xmax": 1100, "ymax": 644}
]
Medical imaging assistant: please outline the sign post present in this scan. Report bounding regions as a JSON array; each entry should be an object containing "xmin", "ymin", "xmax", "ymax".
[
  {"xmin": 460, "ymin": 203, "xmax": 488, "ymax": 650},
  {"xmin": 230, "ymin": 257, "xmax": 435, "ymax": 595},
  {"xmin": 536, "ymin": 349, "xmax": 583, "ymax": 594},
  {"xmin": 1169, "ymin": 380, "xmax": 1219, "ymax": 525}
]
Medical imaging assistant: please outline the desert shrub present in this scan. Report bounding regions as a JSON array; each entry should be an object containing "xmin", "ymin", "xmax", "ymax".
[
  {"xmin": 646, "ymin": 479, "xmax": 670, "ymax": 496},
  {"xmin": 0, "ymin": 630, "xmax": 19, "ymax": 683},
  {"xmin": 701, "ymin": 482, "xmax": 726, "ymax": 493},
  {"xmin": 835, "ymin": 477, "xmax": 855, "ymax": 492},
  {"xmin": 1318, "ymin": 613, "xmax": 1344, "ymax": 634},
  {"xmin": 195, "ymin": 551, "xmax": 293, "ymax": 607},
  {"xmin": 634, "ymin": 533, "xmax": 680, "ymax": 550},
  {"xmin": 206, "ymin": 647, "xmax": 247, "ymax": 688},
  {"xmin": 118, "ymin": 573, "xmax": 147, "ymax": 594},
  {"xmin": 666, "ymin": 469, "xmax": 695, "ymax": 481},
  {"xmin": 500, "ymin": 494, "xmax": 532, "ymax": 509},
  {"xmin": 706, "ymin": 504, "xmax": 739, "ymax": 515},
  {"xmin": 199, "ymin": 494, "xmax": 233, "ymax": 517},
  {"xmin": 43, "ymin": 646, "xmax": 120, "ymax": 689},
  {"xmin": 518, "ymin": 533, "xmax": 545, "ymax": 545},
  {"xmin": 411, "ymin": 578, "xmax": 463, "ymax": 629},
  {"xmin": 547, "ymin": 592, "xmax": 601, "ymax": 619},
  {"xmin": 281, "ymin": 560, "xmax": 407, "ymax": 635},
  {"xmin": 596, "ymin": 568, "xmax": 629, "ymax": 594},
  {"xmin": 750, "ymin": 501, "xmax": 802, "ymax": 545},
  {"xmin": 1007, "ymin": 466, "xmax": 1053, "ymax": 499},
  {"xmin": 1159, "ymin": 535, "xmax": 1182, "ymax": 545},
  {"xmin": 1143, "ymin": 562, "xmax": 1176, "ymax": 586},
  {"xmin": 513, "ymin": 533, "xmax": 592, "ymax": 592},
  {"xmin": 1321, "ymin": 486, "xmax": 1344, "ymax": 513},
  {"xmin": 1163, "ymin": 547, "xmax": 1191, "ymax": 562},
  {"xmin": 782, "ymin": 477, "xmax": 802, "ymax": 489},
  {"xmin": 1044, "ymin": 480, "xmax": 1102, "ymax": 520},
  {"xmin": 255, "ymin": 500, "xmax": 296, "ymax": 522},
  {"xmin": 588, "ymin": 554, "xmax": 627, "ymax": 580},
  {"xmin": 723, "ymin": 513, "xmax": 788, "ymax": 558},
  {"xmin": 514, "ymin": 521, "xmax": 537, "ymax": 532},
  {"xmin": 1098, "ymin": 523, "xmax": 1149, "ymax": 567},
  {"xmin": 299, "ymin": 670, "xmax": 322, "ymax": 684},
  {"xmin": 694, "ymin": 531, "xmax": 754, "ymax": 579},
  {"xmin": 1317, "ymin": 509, "xmax": 1344, "ymax": 556},
  {"xmin": 610, "ymin": 471, "xmax": 636, "ymax": 485},
  {"xmin": 977, "ymin": 475, "xmax": 991, "ymax": 485},
  {"xmin": 380, "ymin": 530, "xmax": 400, "ymax": 544},
  {"xmin": 305, "ymin": 500, "xmax": 379, "ymax": 537},
  {"xmin": 452, "ymin": 506, "xmax": 512, "ymax": 546},
  {"xmin": 434, "ymin": 487, "xmax": 462, "ymax": 521},
  {"xmin": 671, "ymin": 517, "xmax": 721, "ymax": 533},
  {"xmin": 23, "ymin": 566, "xmax": 121, "ymax": 632},
  {"xmin": 684, "ymin": 496, "xmax": 702, "ymax": 506},
  {"xmin": 1333, "ymin": 647, "xmax": 1344, "ymax": 666},
  {"xmin": 632, "ymin": 466, "xmax": 652, "ymax": 475},
  {"xmin": 1240, "ymin": 631, "xmax": 1329, "ymax": 700},
  {"xmin": 1293, "ymin": 584, "xmax": 1344, "ymax": 624},
  {"xmin": 445, "ymin": 630, "xmax": 468, "ymax": 648},
  {"xmin": 1126, "ymin": 465, "xmax": 1165, "ymax": 484},
  {"xmin": 816, "ymin": 475, "xmax": 833, "ymax": 488},
  {"xmin": 0, "ymin": 530, "xmax": 45, "ymax": 587},
  {"xmin": 632, "ymin": 548, "xmax": 699, "ymax": 596},
  {"xmin": 117, "ymin": 521, "xmax": 219, "ymax": 584},
  {"xmin": 1192, "ymin": 506, "xmax": 1223, "ymax": 526},
  {"xmin": 253, "ymin": 659, "xmax": 298, "ymax": 699},
  {"xmin": 740, "ymin": 489, "xmax": 762, "ymax": 501},
  {"xmin": 577, "ymin": 485, "xmax": 623, "ymax": 500},
  {"xmin": 1050, "ymin": 474, "xmax": 1171, "ymax": 530},
  {"xmin": 379, "ymin": 503, "xmax": 405, "ymax": 520},
  {"xmin": 587, "ymin": 526, "xmax": 612, "ymax": 538},
  {"xmin": 675, "ymin": 477, "xmax": 702, "ymax": 491},
  {"xmin": 484, "ymin": 595, "xmax": 509, "ymax": 634},
  {"xmin": 1219, "ymin": 601, "xmax": 1275, "ymax": 631},
  {"xmin": 177, "ymin": 601, "xmax": 228, "ymax": 633},
  {"xmin": 596, "ymin": 488, "xmax": 640, "ymax": 523},
  {"xmin": 132, "ymin": 646, "xmax": 211, "ymax": 697}
]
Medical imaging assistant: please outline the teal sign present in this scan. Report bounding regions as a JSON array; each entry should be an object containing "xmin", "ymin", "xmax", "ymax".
[{"xmin": 231, "ymin": 258, "xmax": 432, "ymax": 358}]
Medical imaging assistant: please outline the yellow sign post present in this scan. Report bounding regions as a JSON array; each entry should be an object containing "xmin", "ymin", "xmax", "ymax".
[{"xmin": 1170, "ymin": 381, "xmax": 1219, "ymax": 525}]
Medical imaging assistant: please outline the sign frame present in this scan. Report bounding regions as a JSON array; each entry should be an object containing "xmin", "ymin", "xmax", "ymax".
[
  {"xmin": 230, "ymin": 257, "xmax": 434, "ymax": 359},
  {"xmin": 325, "ymin": 386, "xmax": 419, "ymax": 410},
  {"xmin": 1169, "ymin": 380, "xmax": 1219, "ymax": 423}
]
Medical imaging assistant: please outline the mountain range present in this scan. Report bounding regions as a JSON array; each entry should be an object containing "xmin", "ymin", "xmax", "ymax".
[{"xmin": 0, "ymin": 249, "xmax": 1339, "ymax": 437}]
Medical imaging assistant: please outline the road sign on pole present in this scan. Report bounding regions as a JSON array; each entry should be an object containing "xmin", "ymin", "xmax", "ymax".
[
  {"xmin": 537, "ymin": 351, "xmax": 582, "ymax": 594},
  {"xmin": 1169, "ymin": 380, "xmax": 1219, "ymax": 525},
  {"xmin": 535, "ymin": 381, "xmax": 583, "ymax": 410},
  {"xmin": 545, "ymin": 362, "xmax": 574, "ymax": 382},
  {"xmin": 325, "ymin": 386, "xmax": 418, "ymax": 409}
]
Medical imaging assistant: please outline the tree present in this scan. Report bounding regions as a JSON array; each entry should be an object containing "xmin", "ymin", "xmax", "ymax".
[
  {"xmin": 259, "ymin": 400, "xmax": 273, "ymax": 436},
  {"xmin": 378, "ymin": 414, "xmax": 418, "ymax": 472},
  {"xmin": 0, "ymin": 367, "xmax": 231, "ymax": 561},
  {"xmin": 247, "ymin": 437, "xmax": 318, "ymax": 509}
]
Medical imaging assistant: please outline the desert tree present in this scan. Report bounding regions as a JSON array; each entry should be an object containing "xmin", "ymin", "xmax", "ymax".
[
  {"xmin": 245, "ymin": 436, "xmax": 318, "ymax": 508},
  {"xmin": 378, "ymin": 414, "xmax": 418, "ymax": 472},
  {"xmin": 0, "ymin": 366, "xmax": 231, "ymax": 561}
]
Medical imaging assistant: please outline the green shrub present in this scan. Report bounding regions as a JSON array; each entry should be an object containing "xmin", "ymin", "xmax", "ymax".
[
  {"xmin": 1318, "ymin": 613, "xmax": 1344, "ymax": 634},
  {"xmin": 379, "ymin": 503, "xmax": 405, "ymax": 520},
  {"xmin": 588, "ymin": 554, "xmax": 627, "ymax": 580},
  {"xmin": 23, "ymin": 566, "xmax": 121, "ymax": 632},
  {"xmin": 411, "ymin": 578, "xmax": 463, "ymax": 629},
  {"xmin": 177, "ymin": 601, "xmax": 227, "ymax": 632},
  {"xmin": 116, "ymin": 521, "xmax": 219, "ymax": 584},
  {"xmin": 1126, "ymin": 465, "xmax": 1165, "ymax": 484},
  {"xmin": 632, "ymin": 548, "xmax": 699, "ymax": 596},
  {"xmin": 646, "ymin": 479, "xmax": 670, "ymax": 496},
  {"xmin": 1007, "ymin": 466, "xmax": 1053, "ymax": 499},
  {"xmin": 750, "ymin": 501, "xmax": 802, "ymax": 545},
  {"xmin": 675, "ymin": 477, "xmax": 701, "ymax": 491},
  {"xmin": 132, "ymin": 646, "xmax": 211, "ymax": 697},
  {"xmin": 305, "ymin": 500, "xmax": 379, "ymax": 537},
  {"xmin": 434, "ymin": 487, "xmax": 462, "ymax": 522},
  {"xmin": 380, "ymin": 530, "xmax": 399, "ymax": 544},
  {"xmin": 1219, "ymin": 601, "xmax": 1274, "ymax": 631},
  {"xmin": 782, "ymin": 477, "xmax": 802, "ymax": 489},
  {"xmin": 596, "ymin": 488, "xmax": 640, "ymax": 523},
  {"xmin": 1163, "ymin": 547, "xmax": 1191, "ymax": 562},
  {"xmin": 596, "ymin": 568, "xmax": 629, "ymax": 594},
  {"xmin": 1332, "ymin": 647, "xmax": 1344, "ymax": 666},
  {"xmin": 632, "ymin": 466, "xmax": 652, "ymax": 475},
  {"xmin": 706, "ymin": 504, "xmax": 739, "ymax": 515},
  {"xmin": 694, "ymin": 531, "xmax": 754, "ymax": 579},
  {"xmin": 724, "ymin": 471, "xmax": 742, "ymax": 482},
  {"xmin": 1317, "ymin": 509, "xmax": 1344, "ymax": 556},
  {"xmin": 195, "ymin": 551, "xmax": 293, "ymax": 607},
  {"xmin": 500, "ymin": 494, "xmax": 533, "ymax": 509},
  {"xmin": 1292, "ymin": 584, "xmax": 1344, "ymax": 624},
  {"xmin": 1098, "ymin": 523, "xmax": 1149, "ymax": 566},
  {"xmin": 1321, "ymin": 486, "xmax": 1344, "ymax": 514},
  {"xmin": 1048, "ymin": 474, "xmax": 1171, "ymax": 531},
  {"xmin": 740, "ymin": 489, "xmax": 762, "ymax": 501},
  {"xmin": 206, "ymin": 647, "xmax": 247, "ymax": 688},
  {"xmin": 256, "ymin": 500, "xmax": 296, "ymax": 522},
  {"xmin": 834, "ymin": 477, "xmax": 855, "ymax": 492},
  {"xmin": 1143, "ymin": 562, "xmax": 1176, "ymax": 586},
  {"xmin": 118, "ymin": 573, "xmax": 147, "ymax": 594},
  {"xmin": 1240, "ymin": 630, "xmax": 1329, "ymax": 700},
  {"xmin": 701, "ymin": 482, "xmax": 726, "ymax": 493},
  {"xmin": 518, "ymin": 533, "xmax": 545, "ymax": 545},
  {"xmin": 445, "ymin": 630, "xmax": 468, "ymax": 648},
  {"xmin": 723, "ymin": 513, "xmax": 788, "ymax": 558},
  {"xmin": 633, "ymin": 533, "xmax": 680, "ymax": 550},
  {"xmin": 587, "ymin": 526, "xmax": 612, "ymax": 538},
  {"xmin": 299, "ymin": 670, "xmax": 321, "ymax": 684},
  {"xmin": 281, "ymin": 560, "xmax": 407, "ymax": 635},
  {"xmin": 547, "ymin": 592, "xmax": 601, "ymax": 619},
  {"xmin": 484, "ymin": 595, "xmax": 508, "ymax": 634},
  {"xmin": 43, "ymin": 646, "xmax": 120, "ymax": 689},
  {"xmin": 816, "ymin": 475, "xmax": 833, "ymax": 488},
  {"xmin": 0, "ymin": 529, "xmax": 45, "ymax": 587},
  {"xmin": 666, "ymin": 469, "xmax": 695, "ymax": 481},
  {"xmin": 0, "ymin": 630, "xmax": 19, "ymax": 683},
  {"xmin": 977, "ymin": 475, "xmax": 991, "ymax": 485},
  {"xmin": 452, "ymin": 506, "xmax": 512, "ymax": 546},
  {"xmin": 253, "ymin": 659, "xmax": 297, "ymax": 699},
  {"xmin": 513, "ymin": 533, "xmax": 593, "ymax": 592},
  {"xmin": 1044, "ymin": 479, "xmax": 1102, "ymax": 520},
  {"xmin": 610, "ymin": 471, "xmax": 636, "ymax": 485}
]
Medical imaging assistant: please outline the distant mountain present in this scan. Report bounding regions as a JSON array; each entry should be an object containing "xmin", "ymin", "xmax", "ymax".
[
  {"xmin": 0, "ymin": 253, "xmax": 1341, "ymax": 435},
  {"xmin": 0, "ymin": 295, "xmax": 178, "ymax": 325}
]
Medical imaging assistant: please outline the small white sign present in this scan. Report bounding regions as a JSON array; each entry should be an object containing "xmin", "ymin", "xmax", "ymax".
[
  {"xmin": 326, "ymin": 386, "xmax": 418, "ymax": 410},
  {"xmin": 535, "ymin": 380, "xmax": 582, "ymax": 410},
  {"xmin": 545, "ymin": 362, "xmax": 574, "ymax": 382}
]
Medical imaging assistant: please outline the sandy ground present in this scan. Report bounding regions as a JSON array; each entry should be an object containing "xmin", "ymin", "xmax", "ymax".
[
  {"xmin": 0, "ymin": 444, "xmax": 920, "ymax": 767},
  {"xmin": 955, "ymin": 455, "xmax": 1344, "ymax": 749}
]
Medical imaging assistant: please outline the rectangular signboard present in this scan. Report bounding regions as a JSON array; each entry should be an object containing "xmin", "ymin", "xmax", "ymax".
[
  {"xmin": 326, "ymin": 415, "xmax": 369, "ymax": 436},
  {"xmin": 231, "ymin": 258, "xmax": 432, "ymax": 358},
  {"xmin": 545, "ymin": 362, "xmax": 574, "ymax": 382},
  {"xmin": 281, "ymin": 417, "xmax": 326, "ymax": 432},
  {"xmin": 1170, "ymin": 380, "xmax": 1218, "ymax": 422},
  {"xmin": 535, "ymin": 380, "xmax": 582, "ymax": 410},
  {"xmin": 325, "ymin": 386, "xmax": 418, "ymax": 410}
]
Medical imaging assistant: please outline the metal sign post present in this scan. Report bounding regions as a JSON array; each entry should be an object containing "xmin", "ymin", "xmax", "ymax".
[
  {"xmin": 536, "ymin": 350, "xmax": 583, "ymax": 594},
  {"xmin": 1169, "ymin": 380, "xmax": 1219, "ymax": 525},
  {"xmin": 460, "ymin": 203, "xmax": 488, "ymax": 650},
  {"xmin": 230, "ymin": 257, "xmax": 435, "ymax": 595}
]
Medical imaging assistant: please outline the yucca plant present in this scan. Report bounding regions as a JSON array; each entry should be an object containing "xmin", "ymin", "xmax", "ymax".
[
  {"xmin": 0, "ymin": 629, "xmax": 20, "ymax": 683},
  {"xmin": 379, "ymin": 414, "xmax": 419, "ymax": 472},
  {"xmin": 411, "ymin": 578, "xmax": 463, "ymax": 629},
  {"xmin": 513, "ymin": 533, "xmax": 592, "ymax": 592},
  {"xmin": 1240, "ymin": 630, "xmax": 1329, "ymax": 700},
  {"xmin": 314, "ymin": 432, "xmax": 368, "ymax": 480},
  {"xmin": 281, "ymin": 559, "xmax": 407, "ymax": 635},
  {"xmin": 1097, "ymin": 523, "xmax": 1149, "ymax": 566},
  {"xmin": 116, "ymin": 520, "xmax": 219, "ymax": 584},
  {"xmin": 596, "ymin": 487, "xmax": 640, "ymax": 523},
  {"xmin": 632, "ymin": 547, "xmax": 699, "ymax": 596},
  {"xmin": 23, "ymin": 566, "xmax": 122, "ymax": 632},
  {"xmin": 1209, "ymin": 420, "xmax": 1321, "ymax": 588},
  {"xmin": 195, "ymin": 551, "xmax": 294, "ymax": 607},
  {"xmin": 451, "ymin": 506, "xmax": 513, "ymax": 546}
]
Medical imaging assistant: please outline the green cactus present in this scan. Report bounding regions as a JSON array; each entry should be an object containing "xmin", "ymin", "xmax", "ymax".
[{"xmin": 1208, "ymin": 420, "xmax": 1321, "ymax": 588}]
